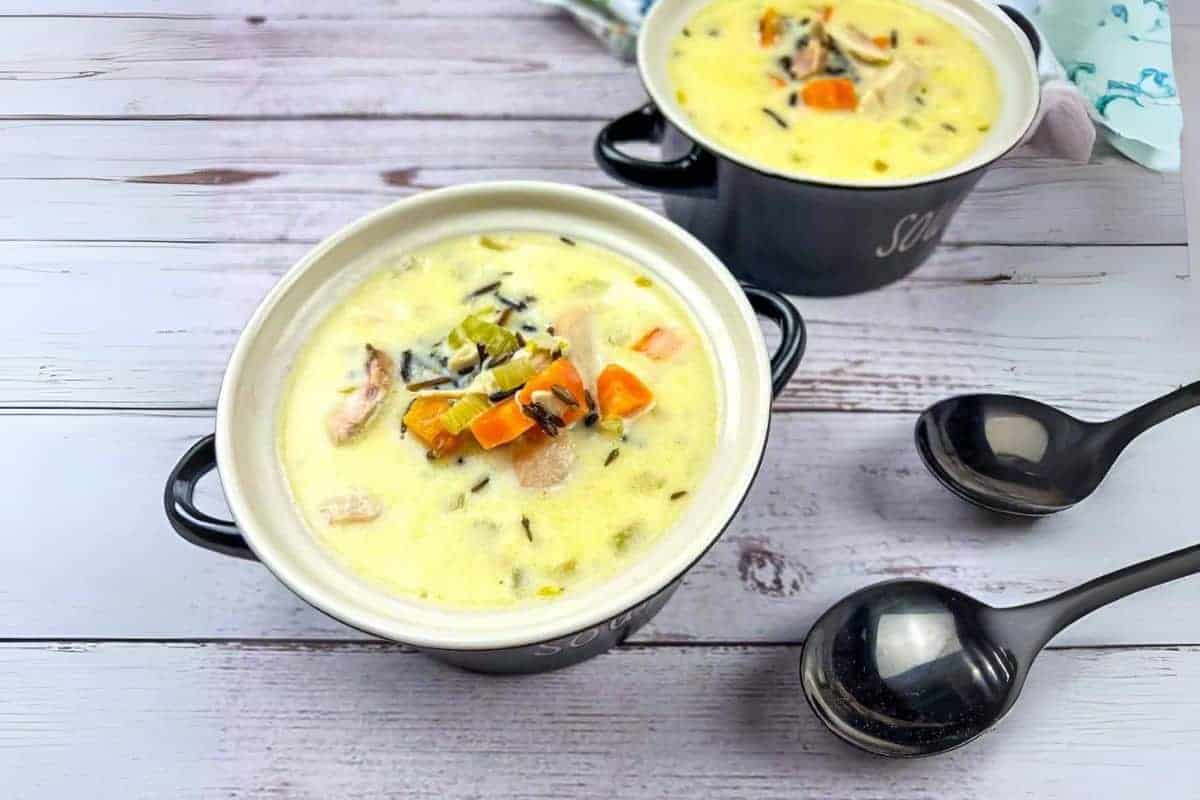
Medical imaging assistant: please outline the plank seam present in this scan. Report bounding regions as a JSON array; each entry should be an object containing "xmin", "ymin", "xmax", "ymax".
[{"xmin": 0, "ymin": 637, "xmax": 1194, "ymax": 651}]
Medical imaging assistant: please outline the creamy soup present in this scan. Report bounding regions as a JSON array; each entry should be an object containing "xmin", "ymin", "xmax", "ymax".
[
  {"xmin": 278, "ymin": 232, "xmax": 719, "ymax": 609},
  {"xmin": 669, "ymin": 0, "xmax": 1001, "ymax": 180}
]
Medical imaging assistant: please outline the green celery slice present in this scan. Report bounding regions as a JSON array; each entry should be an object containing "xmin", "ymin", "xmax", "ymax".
[
  {"xmin": 490, "ymin": 358, "xmax": 540, "ymax": 392},
  {"xmin": 462, "ymin": 315, "xmax": 518, "ymax": 359},
  {"xmin": 440, "ymin": 393, "xmax": 491, "ymax": 435}
]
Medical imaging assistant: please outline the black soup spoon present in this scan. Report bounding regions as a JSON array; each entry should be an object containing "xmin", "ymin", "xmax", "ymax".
[
  {"xmin": 799, "ymin": 542, "xmax": 1200, "ymax": 757},
  {"xmin": 915, "ymin": 381, "xmax": 1200, "ymax": 516}
]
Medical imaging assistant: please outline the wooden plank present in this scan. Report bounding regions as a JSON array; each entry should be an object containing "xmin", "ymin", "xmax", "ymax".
[
  {"xmin": 2, "ymin": 410, "xmax": 1198, "ymax": 645},
  {"xmin": 0, "ymin": 16, "xmax": 643, "ymax": 119},
  {"xmin": 0, "ymin": 119, "xmax": 1182, "ymax": 246},
  {"xmin": 3, "ymin": 2, "xmax": 548, "ymax": 17},
  {"xmin": 0, "ymin": 241, "xmax": 1190, "ymax": 413},
  {"xmin": 3, "ymin": 641, "xmax": 1197, "ymax": 798}
]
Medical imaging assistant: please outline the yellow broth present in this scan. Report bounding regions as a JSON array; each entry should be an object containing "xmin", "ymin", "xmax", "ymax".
[
  {"xmin": 277, "ymin": 232, "xmax": 719, "ymax": 609},
  {"xmin": 668, "ymin": 0, "xmax": 1001, "ymax": 181}
]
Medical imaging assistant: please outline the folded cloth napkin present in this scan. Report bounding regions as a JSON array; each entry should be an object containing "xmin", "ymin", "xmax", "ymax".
[
  {"xmin": 537, "ymin": 0, "xmax": 1182, "ymax": 171},
  {"xmin": 1009, "ymin": 0, "xmax": 1181, "ymax": 172}
]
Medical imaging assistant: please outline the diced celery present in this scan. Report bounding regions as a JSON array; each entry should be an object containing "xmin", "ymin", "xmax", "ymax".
[
  {"xmin": 490, "ymin": 358, "xmax": 539, "ymax": 392},
  {"xmin": 440, "ymin": 393, "xmax": 491, "ymax": 435},
  {"xmin": 462, "ymin": 315, "xmax": 518, "ymax": 359},
  {"xmin": 598, "ymin": 417, "xmax": 624, "ymax": 438}
]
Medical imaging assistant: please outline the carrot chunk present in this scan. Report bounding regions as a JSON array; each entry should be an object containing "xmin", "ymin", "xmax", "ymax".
[
  {"xmin": 759, "ymin": 7, "xmax": 781, "ymax": 47},
  {"xmin": 768, "ymin": 74, "xmax": 788, "ymax": 89},
  {"xmin": 469, "ymin": 397, "xmax": 534, "ymax": 450},
  {"xmin": 518, "ymin": 358, "xmax": 587, "ymax": 425},
  {"xmin": 632, "ymin": 327, "xmax": 685, "ymax": 360},
  {"xmin": 821, "ymin": 5, "xmax": 834, "ymax": 22},
  {"xmin": 802, "ymin": 78, "xmax": 858, "ymax": 111},
  {"xmin": 597, "ymin": 364, "xmax": 654, "ymax": 419},
  {"xmin": 403, "ymin": 396, "xmax": 468, "ymax": 458},
  {"xmin": 872, "ymin": 35, "xmax": 891, "ymax": 48}
]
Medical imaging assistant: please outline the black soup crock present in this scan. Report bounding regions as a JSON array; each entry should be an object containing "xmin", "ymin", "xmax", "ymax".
[
  {"xmin": 596, "ymin": 1, "xmax": 1042, "ymax": 296},
  {"xmin": 164, "ymin": 182, "xmax": 806, "ymax": 674}
]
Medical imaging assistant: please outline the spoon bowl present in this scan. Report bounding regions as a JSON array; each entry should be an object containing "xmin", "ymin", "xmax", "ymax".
[
  {"xmin": 915, "ymin": 382, "xmax": 1200, "ymax": 516},
  {"xmin": 800, "ymin": 580, "xmax": 1029, "ymax": 757},
  {"xmin": 800, "ymin": 543, "xmax": 1200, "ymax": 757}
]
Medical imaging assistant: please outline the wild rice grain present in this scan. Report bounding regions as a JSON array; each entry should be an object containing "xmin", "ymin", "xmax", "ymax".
[
  {"xmin": 762, "ymin": 107, "xmax": 789, "ymax": 129},
  {"xmin": 605, "ymin": 449, "xmax": 620, "ymax": 467},
  {"xmin": 406, "ymin": 375, "xmax": 454, "ymax": 391},
  {"xmin": 670, "ymin": 491, "xmax": 689, "ymax": 501},
  {"xmin": 521, "ymin": 516, "xmax": 533, "ymax": 542},
  {"xmin": 551, "ymin": 384, "xmax": 579, "ymax": 406},
  {"xmin": 465, "ymin": 280, "xmax": 502, "ymax": 300}
]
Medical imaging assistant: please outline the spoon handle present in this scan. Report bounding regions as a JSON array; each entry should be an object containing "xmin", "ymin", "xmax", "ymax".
[
  {"xmin": 1100, "ymin": 380, "xmax": 1200, "ymax": 452},
  {"xmin": 1012, "ymin": 543, "xmax": 1200, "ymax": 649}
]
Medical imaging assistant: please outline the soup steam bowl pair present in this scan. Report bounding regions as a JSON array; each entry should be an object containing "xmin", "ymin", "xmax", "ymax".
[
  {"xmin": 596, "ymin": 0, "xmax": 1042, "ymax": 296},
  {"xmin": 166, "ymin": 183, "xmax": 805, "ymax": 673}
]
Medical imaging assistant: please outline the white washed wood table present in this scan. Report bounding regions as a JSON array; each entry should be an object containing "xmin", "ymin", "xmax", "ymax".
[{"xmin": 3, "ymin": 4, "xmax": 1198, "ymax": 797}]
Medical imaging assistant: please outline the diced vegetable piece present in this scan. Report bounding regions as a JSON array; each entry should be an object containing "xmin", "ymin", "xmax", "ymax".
[
  {"xmin": 462, "ymin": 315, "xmax": 518, "ymax": 359},
  {"xmin": 872, "ymin": 35, "xmax": 891, "ymax": 48},
  {"xmin": 632, "ymin": 327, "xmax": 685, "ymax": 360},
  {"xmin": 480, "ymin": 235, "xmax": 512, "ymax": 251},
  {"xmin": 759, "ymin": 7, "xmax": 781, "ymax": 47},
  {"xmin": 490, "ymin": 356, "xmax": 541, "ymax": 392},
  {"xmin": 802, "ymin": 78, "xmax": 858, "ymax": 110},
  {"xmin": 821, "ymin": 5, "xmax": 834, "ymax": 22},
  {"xmin": 470, "ymin": 397, "xmax": 535, "ymax": 450},
  {"xmin": 403, "ymin": 396, "xmax": 468, "ymax": 458},
  {"xmin": 768, "ymin": 74, "xmax": 787, "ymax": 89},
  {"xmin": 518, "ymin": 359, "xmax": 587, "ymax": 425},
  {"xmin": 440, "ymin": 393, "xmax": 490, "ymax": 435},
  {"xmin": 599, "ymin": 416, "xmax": 625, "ymax": 438},
  {"xmin": 596, "ymin": 364, "xmax": 654, "ymax": 419}
]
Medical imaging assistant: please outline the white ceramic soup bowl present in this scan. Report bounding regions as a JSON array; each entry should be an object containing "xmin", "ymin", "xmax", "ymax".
[{"xmin": 165, "ymin": 182, "xmax": 805, "ymax": 673}]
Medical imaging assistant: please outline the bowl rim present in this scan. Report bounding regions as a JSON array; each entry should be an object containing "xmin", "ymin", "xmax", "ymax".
[
  {"xmin": 637, "ymin": 0, "xmax": 1042, "ymax": 190},
  {"xmin": 213, "ymin": 181, "xmax": 774, "ymax": 650}
]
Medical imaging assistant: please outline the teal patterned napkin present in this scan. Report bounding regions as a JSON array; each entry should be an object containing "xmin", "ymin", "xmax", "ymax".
[
  {"xmin": 536, "ymin": 0, "xmax": 1182, "ymax": 172},
  {"xmin": 1009, "ymin": 0, "xmax": 1181, "ymax": 171}
]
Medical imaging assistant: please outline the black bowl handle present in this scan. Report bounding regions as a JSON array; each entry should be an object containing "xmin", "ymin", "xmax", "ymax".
[
  {"xmin": 595, "ymin": 104, "xmax": 718, "ymax": 197},
  {"xmin": 164, "ymin": 434, "xmax": 257, "ymax": 561},
  {"xmin": 741, "ymin": 283, "xmax": 806, "ymax": 399},
  {"xmin": 998, "ymin": 4, "xmax": 1041, "ymax": 59}
]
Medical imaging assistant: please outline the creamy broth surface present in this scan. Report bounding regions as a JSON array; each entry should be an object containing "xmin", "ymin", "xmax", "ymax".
[
  {"xmin": 669, "ymin": 0, "xmax": 1001, "ymax": 181},
  {"xmin": 278, "ymin": 232, "xmax": 719, "ymax": 609}
]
